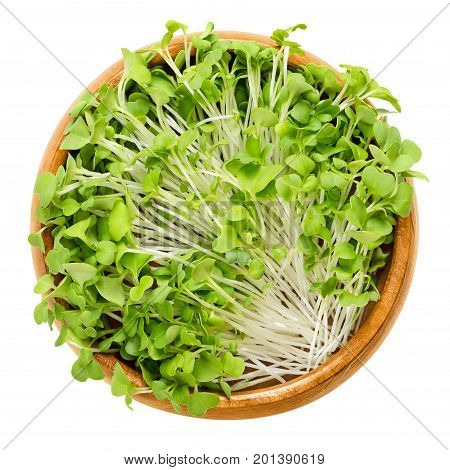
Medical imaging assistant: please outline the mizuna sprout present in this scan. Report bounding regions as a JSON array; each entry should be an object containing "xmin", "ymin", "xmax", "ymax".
[{"xmin": 30, "ymin": 21, "xmax": 425, "ymax": 416}]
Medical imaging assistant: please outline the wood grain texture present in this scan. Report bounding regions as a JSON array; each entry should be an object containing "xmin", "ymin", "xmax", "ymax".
[{"xmin": 30, "ymin": 32, "xmax": 418, "ymax": 419}]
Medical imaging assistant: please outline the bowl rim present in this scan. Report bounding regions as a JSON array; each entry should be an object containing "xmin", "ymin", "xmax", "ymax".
[{"xmin": 30, "ymin": 31, "xmax": 418, "ymax": 419}]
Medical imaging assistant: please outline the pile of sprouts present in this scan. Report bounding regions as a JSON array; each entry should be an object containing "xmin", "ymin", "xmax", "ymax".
[{"xmin": 30, "ymin": 21, "xmax": 423, "ymax": 415}]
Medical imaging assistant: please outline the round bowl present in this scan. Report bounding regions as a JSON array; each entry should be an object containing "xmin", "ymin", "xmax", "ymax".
[{"xmin": 31, "ymin": 32, "xmax": 418, "ymax": 419}]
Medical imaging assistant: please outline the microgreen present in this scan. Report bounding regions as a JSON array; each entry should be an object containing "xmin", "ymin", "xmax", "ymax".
[
  {"xmin": 30, "ymin": 21, "xmax": 424, "ymax": 416},
  {"xmin": 71, "ymin": 348, "xmax": 105, "ymax": 382}
]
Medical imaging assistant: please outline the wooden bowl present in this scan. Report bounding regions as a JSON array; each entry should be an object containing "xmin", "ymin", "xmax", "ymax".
[{"xmin": 31, "ymin": 32, "xmax": 418, "ymax": 419}]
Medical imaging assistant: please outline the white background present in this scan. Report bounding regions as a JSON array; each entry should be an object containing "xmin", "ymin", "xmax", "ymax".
[{"xmin": 0, "ymin": 0, "xmax": 449, "ymax": 468}]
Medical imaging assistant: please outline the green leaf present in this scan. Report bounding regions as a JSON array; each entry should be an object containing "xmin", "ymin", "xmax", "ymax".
[
  {"xmin": 403, "ymin": 170, "xmax": 428, "ymax": 181},
  {"xmin": 222, "ymin": 352, "xmax": 245, "ymax": 377},
  {"xmin": 121, "ymin": 252, "xmax": 151, "ymax": 282},
  {"xmin": 369, "ymin": 247, "xmax": 389, "ymax": 273},
  {"xmin": 91, "ymin": 116, "xmax": 107, "ymax": 144},
  {"xmin": 34, "ymin": 172, "xmax": 56, "ymax": 208},
  {"xmin": 319, "ymin": 276, "xmax": 338, "ymax": 298},
  {"xmin": 296, "ymin": 234, "xmax": 318, "ymax": 255},
  {"xmin": 122, "ymin": 48, "xmax": 152, "ymax": 85},
  {"xmin": 69, "ymin": 92, "xmax": 95, "ymax": 117},
  {"xmin": 127, "ymin": 93, "xmax": 150, "ymax": 117},
  {"xmin": 61, "ymin": 117, "xmax": 91, "ymax": 150},
  {"xmin": 226, "ymin": 205, "xmax": 249, "ymax": 222},
  {"xmin": 345, "ymin": 195, "xmax": 367, "ymax": 229},
  {"xmin": 34, "ymin": 301, "xmax": 51, "ymax": 325},
  {"xmin": 142, "ymin": 167, "xmax": 161, "ymax": 194},
  {"xmin": 290, "ymin": 101, "xmax": 311, "ymax": 124},
  {"xmin": 153, "ymin": 130, "xmax": 177, "ymax": 151},
  {"xmin": 162, "ymin": 354, "xmax": 184, "ymax": 377},
  {"xmin": 151, "ymin": 379, "xmax": 171, "ymax": 401},
  {"xmin": 319, "ymin": 171, "xmax": 347, "ymax": 190},
  {"xmin": 251, "ymin": 108, "xmax": 279, "ymax": 127},
  {"xmin": 271, "ymin": 23, "xmax": 306, "ymax": 49},
  {"xmin": 212, "ymin": 225, "xmax": 241, "ymax": 253},
  {"xmin": 34, "ymin": 273, "xmax": 55, "ymax": 294},
  {"xmin": 249, "ymin": 259, "xmax": 265, "ymax": 279},
  {"xmin": 111, "ymin": 362, "xmax": 136, "ymax": 408},
  {"xmin": 219, "ymin": 380, "xmax": 231, "ymax": 399},
  {"xmin": 192, "ymin": 258, "xmax": 216, "ymax": 282},
  {"xmin": 193, "ymin": 352, "xmax": 222, "ymax": 382},
  {"xmin": 286, "ymin": 153, "xmax": 315, "ymax": 176},
  {"xmin": 97, "ymin": 85, "xmax": 117, "ymax": 115},
  {"xmin": 46, "ymin": 245, "xmax": 71, "ymax": 273},
  {"xmin": 302, "ymin": 207, "xmax": 325, "ymax": 236},
  {"xmin": 63, "ymin": 263, "xmax": 97, "ymax": 287},
  {"xmin": 166, "ymin": 19, "xmax": 187, "ymax": 34},
  {"xmin": 173, "ymin": 385, "xmax": 191, "ymax": 406},
  {"xmin": 316, "ymin": 123, "xmax": 337, "ymax": 144},
  {"xmin": 156, "ymin": 300, "xmax": 173, "ymax": 321},
  {"xmin": 109, "ymin": 200, "xmax": 131, "ymax": 241},
  {"xmin": 365, "ymin": 214, "xmax": 393, "ymax": 237},
  {"xmin": 130, "ymin": 275, "xmax": 153, "ymax": 302},
  {"xmin": 64, "ymin": 217, "xmax": 91, "ymax": 242},
  {"xmin": 276, "ymin": 174, "xmax": 303, "ymax": 201},
  {"xmin": 96, "ymin": 240, "xmax": 117, "ymax": 265},
  {"xmin": 373, "ymin": 120, "xmax": 388, "ymax": 148},
  {"xmin": 165, "ymin": 324, "xmax": 181, "ymax": 343},
  {"xmin": 60, "ymin": 198, "xmax": 80, "ymax": 216},
  {"xmin": 96, "ymin": 276, "xmax": 125, "ymax": 306},
  {"xmin": 356, "ymin": 104, "xmax": 377, "ymax": 124},
  {"xmin": 369, "ymin": 144, "xmax": 390, "ymax": 165},
  {"xmin": 146, "ymin": 285, "xmax": 172, "ymax": 305},
  {"xmin": 334, "ymin": 242, "xmax": 356, "ymax": 259},
  {"xmin": 187, "ymin": 391, "xmax": 220, "ymax": 416},
  {"xmin": 385, "ymin": 181, "xmax": 413, "ymax": 217},
  {"xmin": 180, "ymin": 327, "xmax": 201, "ymax": 347},
  {"xmin": 148, "ymin": 87, "xmax": 170, "ymax": 107},
  {"xmin": 387, "ymin": 140, "xmax": 422, "ymax": 172},
  {"xmin": 28, "ymin": 231, "xmax": 45, "ymax": 253},
  {"xmin": 362, "ymin": 166, "xmax": 395, "ymax": 197},
  {"xmin": 367, "ymin": 85, "xmax": 401, "ymax": 112},
  {"xmin": 347, "ymin": 214, "xmax": 392, "ymax": 247},
  {"xmin": 150, "ymin": 323, "xmax": 171, "ymax": 349},
  {"xmin": 71, "ymin": 348, "xmax": 105, "ymax": 382},
  {"xmin": 225, "ymin": 249, "xmax": 250, "ymax": 267},
  {"xmin": 272, "ymin": 244, "xmax": 288, "ymax": 262},
  {"xmin": 178, "ymin": 128, "xmax": 199, "ymax": 152},
  {"xmin": 286, "ymin": 73, "xmax": 313, "ymax": 96},
  {"xmin": 339, "ymin": 290, "xmax": 378, "ymax": 307},
  {"xmin": 237, "ymin": 163, "xmax": 283, "ymax": 195}
]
